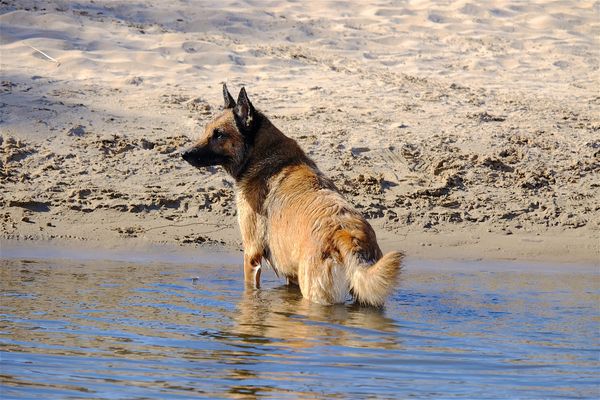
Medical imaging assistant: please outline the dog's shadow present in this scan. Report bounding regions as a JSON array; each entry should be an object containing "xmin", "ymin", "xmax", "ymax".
[{"xmin": 231, "ymin": 283, "xmax": 400, "ymax": 350}]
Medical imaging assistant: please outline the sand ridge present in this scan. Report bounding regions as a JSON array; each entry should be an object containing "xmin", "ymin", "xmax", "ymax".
[{"xmin": 1, "ymin": 1, "xmax": 598, "ymax": 264}]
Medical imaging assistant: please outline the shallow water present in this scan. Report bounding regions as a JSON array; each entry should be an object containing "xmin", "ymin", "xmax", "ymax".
[{"xmin": 1, "ymin": 254, "xmax": 598, "ymax": 399}]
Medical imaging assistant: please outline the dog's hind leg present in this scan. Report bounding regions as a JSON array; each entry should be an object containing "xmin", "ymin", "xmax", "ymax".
[{"xmin": 298, "ymin": 258, "xmax": 349, "ymax": 305}]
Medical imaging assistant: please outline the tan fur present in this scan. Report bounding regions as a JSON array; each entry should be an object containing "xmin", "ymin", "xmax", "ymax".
[{"xmin": 182, "ymin": 86, "xmax": 403, "ymax": 306}]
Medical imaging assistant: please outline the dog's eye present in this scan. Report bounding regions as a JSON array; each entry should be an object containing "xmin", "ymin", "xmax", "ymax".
[{"xmin": 213, "ymin": 129, "xmax": 226, "ymax": 140}]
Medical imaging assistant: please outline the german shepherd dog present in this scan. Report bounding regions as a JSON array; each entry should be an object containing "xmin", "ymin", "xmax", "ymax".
[{"xmin": 181, "ymin": 85, "xmax": 403, "ymax": 306}]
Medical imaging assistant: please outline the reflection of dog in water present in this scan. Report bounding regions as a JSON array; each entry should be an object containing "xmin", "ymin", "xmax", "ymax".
[
  {"xmin": 233, "ymin": 284, "xmax": 400, "ymax": 350},
  {"xmin": 181, "ymin": 84, "xmax": 403, "ymax": 306}
]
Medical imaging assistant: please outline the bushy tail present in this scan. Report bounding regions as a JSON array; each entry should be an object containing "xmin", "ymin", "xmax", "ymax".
[{"xmin": 349, "ymin": 251, "xmax": 404, "ymax": 307}]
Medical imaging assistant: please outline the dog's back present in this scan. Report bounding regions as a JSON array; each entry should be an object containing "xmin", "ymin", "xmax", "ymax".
[{"xmin": 267, "ymin": 164, "xmax": 402, "ymax": 305}]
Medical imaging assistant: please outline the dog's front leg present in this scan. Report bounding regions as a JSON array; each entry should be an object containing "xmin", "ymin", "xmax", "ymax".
[
  {"xmin": 244, "ymin": 253, "xmax": 262, "ymax": 288},
  {"xmin": 237, "ymin": 194, "xmax": 265, "ymax": 289}
]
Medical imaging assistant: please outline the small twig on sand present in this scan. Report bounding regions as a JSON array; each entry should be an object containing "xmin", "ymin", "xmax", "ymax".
[{"xmin": 28, "ymin": 45, "xmax": 61, "ymax": 66}]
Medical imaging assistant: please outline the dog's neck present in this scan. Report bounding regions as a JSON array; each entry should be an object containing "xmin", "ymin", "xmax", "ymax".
[
  {"xmin": 232, "ymin": 115, "xmax": 315, "ymax": 212},
  {"xmin": 227, "ymin": 112, "xmax": 264, "ymax": 180}
]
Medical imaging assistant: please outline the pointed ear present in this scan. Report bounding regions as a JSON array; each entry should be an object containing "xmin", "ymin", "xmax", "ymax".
[
  {"xmin": 222, "ymin": 83, "xmax": 236, "ymax": 109},
  {"xmin": 233, "ymin": 87, "xmax": 255, "ymax": 131}
]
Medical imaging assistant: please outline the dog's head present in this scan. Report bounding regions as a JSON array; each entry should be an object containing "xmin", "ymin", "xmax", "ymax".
[{"xmin": 181, "ymin": 84, "xmax": 259, "ymax": 177}]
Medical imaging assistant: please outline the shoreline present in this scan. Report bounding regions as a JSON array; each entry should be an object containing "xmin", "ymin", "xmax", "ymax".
[{"xmin": 2, "ymin": 224, "xmax": 597, "ymax": 268}]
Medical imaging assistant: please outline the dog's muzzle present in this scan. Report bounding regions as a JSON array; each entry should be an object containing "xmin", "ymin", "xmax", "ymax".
[
  {"xmin": 180, "ymin": 146, "xmax": 200, "ymax": 165},
  {"xmin": 180, "ymin": 145, "xmax": 227, "ymax": 168}
]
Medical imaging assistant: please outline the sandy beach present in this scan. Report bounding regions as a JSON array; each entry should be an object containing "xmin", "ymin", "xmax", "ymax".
[{"xmin": 1, "ymin": 0, "xmax": 598, "ymax": 264}]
